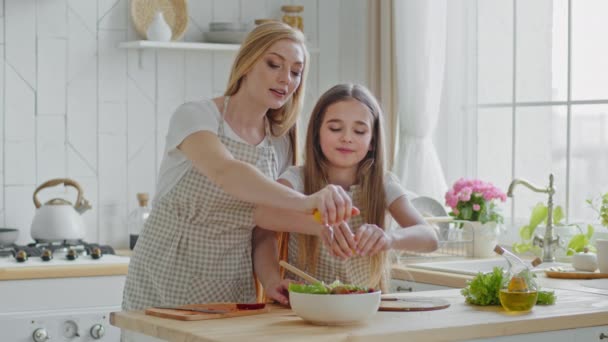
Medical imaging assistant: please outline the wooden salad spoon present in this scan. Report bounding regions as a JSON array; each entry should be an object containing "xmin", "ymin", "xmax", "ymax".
[{"xmin": 279, "ymin": 260, "xmax": 329, "ymax": 290}]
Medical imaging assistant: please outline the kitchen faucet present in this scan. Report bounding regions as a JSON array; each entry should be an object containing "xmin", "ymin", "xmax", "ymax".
[{"xmin": 507, "ymin": 174, "xmax": 558, "ymax": 262}]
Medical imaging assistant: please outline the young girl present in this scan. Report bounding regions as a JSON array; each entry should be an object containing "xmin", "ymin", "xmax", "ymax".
[{"xmin": 254, "ymin": 84, "xmax": 438, "ymax": 297}]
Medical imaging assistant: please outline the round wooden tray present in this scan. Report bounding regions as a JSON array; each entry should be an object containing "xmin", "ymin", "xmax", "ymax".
[
  {"xmin": 545, "ymin": 270, "xmax": 608, "ymax": 279},
  {"xmin": 131, "ymin": 0, "xmax": 188, "ymax": 41}
]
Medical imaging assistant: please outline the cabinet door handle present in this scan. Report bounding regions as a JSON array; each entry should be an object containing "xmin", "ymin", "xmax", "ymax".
[
  {"xmin": 396, "ymin": 286, "xmax": 413, "ymax": 292},
  {"xmin": 600, "ymin": 332, "xmax": 607, "ymax": 340}
]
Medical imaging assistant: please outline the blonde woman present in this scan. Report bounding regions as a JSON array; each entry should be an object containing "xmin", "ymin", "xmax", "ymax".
[
  {"xmin": 255, "ymin": 84, "xmax": 438, "ymax": 299},
  {"xmin": 122, "ymin": 23, "xmax": 355, "ymax": 311}
]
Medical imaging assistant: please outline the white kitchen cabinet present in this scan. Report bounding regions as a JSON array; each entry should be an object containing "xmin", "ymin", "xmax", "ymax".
[
  {"xmin": 575, "ymin": 325, "xmax": 608, "ymax": 341},
  {"xmin": 389, "ymin": 278, "xmax": 454, "ymax": 292},
  {"xmin": 470, "ymin": 325, "xmax": 608, "ymax": 341}
]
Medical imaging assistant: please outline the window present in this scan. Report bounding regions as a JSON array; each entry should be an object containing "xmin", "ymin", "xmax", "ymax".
[{"xmin": 473, "ymin": 0, "xmax": 608, "ymax": 225}]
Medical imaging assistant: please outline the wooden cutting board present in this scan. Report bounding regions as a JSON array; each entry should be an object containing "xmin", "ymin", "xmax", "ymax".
[
  {"xmin": 545, "ymin": 270, "xmax": 608, "ymax": 279},
  {"xmin": 379, "ymin": 297, "xmax": 451, "ymax": 311},
  {"xmin": 145, "ymin": 303, "xmax": 269, "ymax": 321}
]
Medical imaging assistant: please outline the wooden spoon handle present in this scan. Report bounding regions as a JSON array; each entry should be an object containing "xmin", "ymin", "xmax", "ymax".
[{"xmin": 279, "ymin": 260, "xmax": 322, "ymax": 284}]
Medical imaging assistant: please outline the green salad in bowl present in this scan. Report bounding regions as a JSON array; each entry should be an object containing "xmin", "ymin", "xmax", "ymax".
[
  {"xmin": 288, "ymin": 281, "xmax": 381, "ymax": 325},
  {"xmin": 288, "ymin": 281, "xmax": 376, "ymax": 295}
]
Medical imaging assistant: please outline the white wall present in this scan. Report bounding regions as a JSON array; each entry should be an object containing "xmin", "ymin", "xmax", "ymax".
[{"xmin": 0, "ymin": 0, "xmax": 369, "ymax": 247}]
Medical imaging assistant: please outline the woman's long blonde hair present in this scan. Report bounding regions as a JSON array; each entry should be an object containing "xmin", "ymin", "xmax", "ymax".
[
  {"xmin": 224, "ymin": 22, "xmax": 309, "ymax": 157},
  {"xmin": 298, "ymin": 84, "xmax": 390, "ymax": 292}
]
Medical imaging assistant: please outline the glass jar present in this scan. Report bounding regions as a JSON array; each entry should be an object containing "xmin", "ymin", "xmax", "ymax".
[
  {"xmin": 254, "ymin": 19, "xmax": 277, "ymax": 26},
  {"xmin": 128, "ymin": 193, "xmax": 151, "ymax": 250},
  {"xmin": 281, "ymin": 5, "xmax": 304, "ymax": 31},
  {"xmin": 495, "ymin": 245, "xmax": 541, "ymax": 312}
]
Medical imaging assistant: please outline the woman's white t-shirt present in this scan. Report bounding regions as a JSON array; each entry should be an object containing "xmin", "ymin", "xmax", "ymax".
[{"xmin": 154, "ymin": 99, "xmax": 293, "ymax": 202}]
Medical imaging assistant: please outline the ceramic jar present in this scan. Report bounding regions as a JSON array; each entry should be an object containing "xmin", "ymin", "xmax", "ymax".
[
  {"xmin": 147, "ymin": 11, "xmax": 172, "ymax": 41},
  {"xmin": 572, "ymin": 248, "xmax": 598, "ymax": 272}
]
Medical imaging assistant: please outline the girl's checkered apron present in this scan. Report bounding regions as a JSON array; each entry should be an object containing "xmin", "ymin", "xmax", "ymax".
[
  {"xmin": 287, "ymin": 186, "xmax": 383, "ymax": 288},
  {"xmin": 123, "ymin": 97, "xmax": 278, "ymax": 310}
]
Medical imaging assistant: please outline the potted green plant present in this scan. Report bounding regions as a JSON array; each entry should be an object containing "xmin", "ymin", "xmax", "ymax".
[{"xmin": 513, "ymin": 193, "xmax": 608, "ymax": 257}]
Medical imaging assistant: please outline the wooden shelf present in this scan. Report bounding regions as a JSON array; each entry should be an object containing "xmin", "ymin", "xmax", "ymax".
[
  {"xmin": 119, "ymin": 40, "xmax": 319, "ymax": 69},
  {"xmin": 118, "ymin": 40, "xmax": 241, "ymax": 52},
  {"xmin": 119, "ymin": 40, "xmax": 319, "ymax": 53}
]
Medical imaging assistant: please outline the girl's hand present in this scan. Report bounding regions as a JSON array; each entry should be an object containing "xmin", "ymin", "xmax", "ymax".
[
  {"xmin": 328, "ymin": 221, "xmax": 358, "ymax": 260},
  {"xmin": 318, "ymin": 224, "xmax": 334, "ymax": 249},
  {"xmin": 264, "ymin": 278, "xmax": 293, "ymax": 305},
  {"xmin": 307, "ymin": 185, "xmax": 353, "ymax": 225},
  {"xmin": 355, "ymin": 224, "xmax": 394, "ymax": 256}
]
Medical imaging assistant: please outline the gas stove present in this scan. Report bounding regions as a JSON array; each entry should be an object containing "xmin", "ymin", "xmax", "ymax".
[
  {"xmin": 0, "ymin": 240, "xmax": 115, "ymax": 263},
  {"xmin": 0, "ymin": 241, "xmax": 128, "ymax": 341}
]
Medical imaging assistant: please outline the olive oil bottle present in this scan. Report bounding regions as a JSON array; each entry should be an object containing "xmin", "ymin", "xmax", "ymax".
[
  {"xmin": 494, "ymin": 245, "xmax": 541, "ymax": 312},
  {"xmin": 499, "ymin": 288, "xmax": 538, "ymax": 312}
]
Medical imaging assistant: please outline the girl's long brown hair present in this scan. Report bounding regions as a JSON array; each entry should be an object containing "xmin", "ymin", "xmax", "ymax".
[
  {"xmin": 224, "ymin": 22, "xmax": 309, "ymax": 158},
  {"xmin": 298, "ymin": 84, "xmax": 390, "ymax": 291}
]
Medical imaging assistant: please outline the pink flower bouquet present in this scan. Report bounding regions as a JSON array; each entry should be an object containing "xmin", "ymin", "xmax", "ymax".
[{"xmin": 445, "ymin": 178, "xmax": 507, "ymax": 224}]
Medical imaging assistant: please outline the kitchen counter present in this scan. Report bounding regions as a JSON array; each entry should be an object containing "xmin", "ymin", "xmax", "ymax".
[
  {"xmin": 110, "ymin": 288, "xmax": 608, "ymax": 342},
  {"xmin": 391, "ymin": 263, "xmax": 608, "ymax": 296},
  {"xmin": 0, "ymin": 254, "xmax": 129, "ymax": 280}
]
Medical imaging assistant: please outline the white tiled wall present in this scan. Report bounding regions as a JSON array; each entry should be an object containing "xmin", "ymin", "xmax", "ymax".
[{"xmin": 0, "ymin": 0, "xmax": 369, "ymax": 247}]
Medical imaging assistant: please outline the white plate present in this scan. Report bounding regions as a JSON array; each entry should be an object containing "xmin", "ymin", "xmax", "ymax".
[
  {"xmin": 411, "ymin": 196, "xmax": 450, "ymax": 239},
  {"xmin": 203, "ymin": 31, "xmax": 248, "ymax": 44},
  {"xmin": 411, "ymin": 196, "xmax": 448, "ymax": 217}
]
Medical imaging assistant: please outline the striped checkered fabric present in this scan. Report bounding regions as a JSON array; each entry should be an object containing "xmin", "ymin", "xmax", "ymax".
[
  {"xmin": 287, "ymin": 186, "xmax": 378, "ymax": 288},
  {"xmin": 122, "ymin": 97, "xmax": 278, "ymax": 310}
]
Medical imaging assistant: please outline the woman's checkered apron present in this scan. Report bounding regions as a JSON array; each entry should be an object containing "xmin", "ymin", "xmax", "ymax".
[
  {"xmin": 287, "ymin": 186, "xmax": 382, "ymax": 288},
  {"xmin": 123, "ymin": 97, "xmax": 278, "ymax": 310}
]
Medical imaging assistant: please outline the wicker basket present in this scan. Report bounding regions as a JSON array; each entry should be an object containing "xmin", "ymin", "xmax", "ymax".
[{"xmin": 131, "ymin": 0, "xmax": 188, "ymax": 41}]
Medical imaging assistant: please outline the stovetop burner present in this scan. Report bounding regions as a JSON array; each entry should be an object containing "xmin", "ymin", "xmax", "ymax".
[{"xmin": 0, "ymin": 240, "xmax": 115, "ymax": 261}]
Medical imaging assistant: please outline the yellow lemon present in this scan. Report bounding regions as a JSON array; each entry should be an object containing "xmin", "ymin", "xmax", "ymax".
[{"xmin": 312, "ymin": 208, "xmax": 360, "ymax": 223}]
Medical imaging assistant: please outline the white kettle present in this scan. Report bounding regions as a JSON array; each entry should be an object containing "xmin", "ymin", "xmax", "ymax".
[{"xmin": 30, "ymin": 178, "xmax": 92, "ymax": 242}]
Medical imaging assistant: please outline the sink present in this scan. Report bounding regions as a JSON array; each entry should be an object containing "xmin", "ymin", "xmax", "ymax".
[{"xmin": 408, "ymin": 258, "xmax": 571, "ymax": 276}]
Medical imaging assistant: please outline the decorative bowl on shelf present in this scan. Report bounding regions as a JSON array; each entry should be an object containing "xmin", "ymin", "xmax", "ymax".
[
  {"xmin": 203, "ymin": 31, "xmax": 248, "ymax": 44},
  {"xmin": 209, "ymin": 22, "xmax": 242, "ymax": 32}
]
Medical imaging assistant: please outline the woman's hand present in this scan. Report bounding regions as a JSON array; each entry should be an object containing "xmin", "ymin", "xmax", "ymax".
[
  {"xmin": 264, "ymin": 278, "xmax": 294, "ymax": 305},
  {"xmin": 326, "ymin": 221, "xmax": 358, "ymax": 260},
  {"xmin": 306, "ymin": 184, "xmax": 354, "ymax": 225},
  {"xmin": 355, "ymin": 224, "xmax": 394, "ymax": 256}
]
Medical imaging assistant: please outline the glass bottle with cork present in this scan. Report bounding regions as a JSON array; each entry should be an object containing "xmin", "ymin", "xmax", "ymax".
[
  {"xmin": 494, "ymin": 245, "xmax": 541, "ymax": 312},
  {"xmin": 281, "ymin": 5, "xmax": 304, "ymax": 31},
  {"xmin": 128, "ymin": 193, "xmax": 151, "ymax": 250}
]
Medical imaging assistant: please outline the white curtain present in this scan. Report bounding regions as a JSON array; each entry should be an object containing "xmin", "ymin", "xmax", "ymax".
[{"xmin": 393, "ymin": 0, "xmax": 448, "ymax": 202}]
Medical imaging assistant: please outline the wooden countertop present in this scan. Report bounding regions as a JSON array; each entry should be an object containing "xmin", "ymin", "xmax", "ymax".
[
  {"xmin": 111, "ymin": 288, "xmax": 608, "ymax": 342},
  {"xmin": 0, "ymin": 255, "xmax": 129, "ymax": 280},
  {"xmin": 391, "ymin": 264, "xmax": 608, "ymax": 296}
]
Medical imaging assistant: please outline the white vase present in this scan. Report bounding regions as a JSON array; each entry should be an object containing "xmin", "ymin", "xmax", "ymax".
[
  {"xmin": 463, "ymin": 221, "xmax": 498, "ymax": 258},
  {"xmin": 146, "ymin": 11, "xmax": 172, "ymax": 42}
]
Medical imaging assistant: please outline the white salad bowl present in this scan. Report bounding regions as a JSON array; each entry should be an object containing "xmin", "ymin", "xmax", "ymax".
[{"xmin": 289, "ymin": 290, "xmax": 381, "ymax": 325}]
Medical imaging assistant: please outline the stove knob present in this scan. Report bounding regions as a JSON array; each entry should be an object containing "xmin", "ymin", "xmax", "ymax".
[
  {"xmin": 90, "ymin": 247, "xmax": 103, "ymax": 259},
  {"xmin": 32, "ymin": 328, "xmax": 49, "ymax": 342},
  {"xmin": 41, "ymin": 249, "xmax": 53, "ymax": 261},
  {"xmin": 16, "ymin": 250, "xmax": 28, "ymax": 263},
  {"xmin": 90, "ymin": 324, "xmax": 105, "ymax": 339},
  {"xmin": 66, "ymin": 248, "xmax": 78, "ymax": 260}
]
